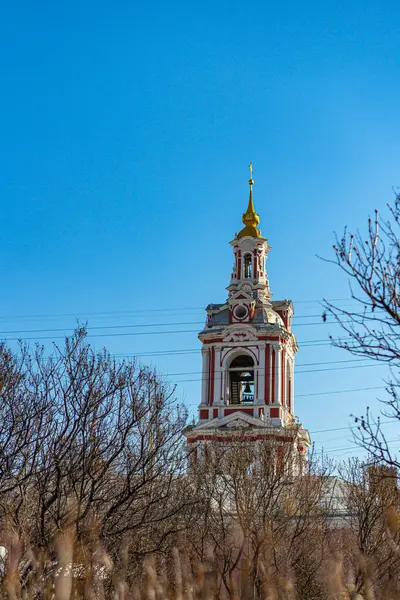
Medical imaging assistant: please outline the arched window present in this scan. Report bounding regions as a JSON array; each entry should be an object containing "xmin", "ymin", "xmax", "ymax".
[
  {"xmin": 228, "ymin": 355, "xmax": 255, "ymax": 405},
  {"xmin": 244, "ymin": 254, "xmax": 253, "ymax": 279}
]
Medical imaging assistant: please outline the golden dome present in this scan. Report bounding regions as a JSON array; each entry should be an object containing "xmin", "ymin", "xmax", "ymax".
[{"xmin": 237, "ymin": 164, "xmax": 262, "ymax": 239}]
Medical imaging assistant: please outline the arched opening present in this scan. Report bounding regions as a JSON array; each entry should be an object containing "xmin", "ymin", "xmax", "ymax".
[
  {"xmin": 243, "ymin": 253, "xmax": 253, "ymax": 279},
  {"xmin": 228, "ymin": 355, "xmax": 255, "ymax": 405}
]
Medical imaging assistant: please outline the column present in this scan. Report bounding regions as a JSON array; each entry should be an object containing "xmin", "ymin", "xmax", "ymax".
[
  {"xmin": 274, "ymin": 345, "xmax": 282, "ymax": 405},
  {"xmin": 290, "ymin": 358, "xmax": 294, "ymax": 413},
  {"xmin": 281, "ymin": 348, "xmax": 286, "ymax": 407},
  {"xmin": 257, "ymin": 344, "xmax": 265, "ymax": 404},
  {"xmin": 265, "ymin": 344, "xmax": 271, "ymax": 405},
  {"xmin": 213, "ymin": 347, "xmax": 222, "ymax": 405},
  {"xmin": 201, "ymin": 347, "xmax": 209, "ymax": 405}
]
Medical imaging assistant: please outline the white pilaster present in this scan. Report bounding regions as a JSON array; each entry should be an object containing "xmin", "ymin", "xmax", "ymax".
[
  {"xmin": 274, "ymin": 345, "xmax": 282, "ymax": 405},
  {"xmin": 290, "ymin": 358, "xmax": 294, "ymax": 413},
  {"xmin": 257, "ymin": 344, "xmax": 266, "ymax": 404},
  {"xmin": 201, "ymin": 347, "xmax": 209, "ymax": 405},
  {"xmin": 213, "ymin": 347, "xmax": 222, "ymax": 405},
  {"xmin": 283, "ymin": 356, "xmax": 287, "ymax": 408},
  {"xmin": 221, "ymin": 368, "xmax": 227, "ymax": 405}
]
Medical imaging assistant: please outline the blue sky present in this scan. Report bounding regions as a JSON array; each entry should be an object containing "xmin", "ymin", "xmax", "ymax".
[{"xmin": 1, "ymin": 0, "xmax": 400, "ymax": 459}]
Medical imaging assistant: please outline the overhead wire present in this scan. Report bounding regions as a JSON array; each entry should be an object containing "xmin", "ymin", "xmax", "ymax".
[
  {"xmin": 185, "ymin": 384, "xmax": 386, "ymax": 401},
  {"xmin": 2, "ymin": 298, "xmax": 394, "ymax": 454},
  {"xmin": 164, "ymin": 360, "xmax": 386, "ymax": 380},
  {"xmin": 0, "ymin": 297, "xmax": 363, "ymax": 323},
  {"xmin": 0, "ymin": 331, "xmax": 345, "ymax": 342},
  {"xmin": 13, "ymin": 352, "xmax": 390, "ymax": 376},
  {"xmin": 313, "ymin": 437, "xmax": 400, "ymax": 456},
  {"xmin": 309, "ymin": 419, "xmax": 394, "ymax": 435},
  {"xmin": 0, "ymin": 314, "xmax": 355, "ymax": 337},
  {"xmin": 311, "ymin": 419, "xmax": 400, "ymax": 444},
  {"xmin": 0, "ymin": 323, "xmax": 367, "ymax": 342}
]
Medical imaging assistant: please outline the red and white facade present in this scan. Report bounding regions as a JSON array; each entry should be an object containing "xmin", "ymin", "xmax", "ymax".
[{"xmin": 185, "ymin": 174, "xmax": 310, "ymax": 463}]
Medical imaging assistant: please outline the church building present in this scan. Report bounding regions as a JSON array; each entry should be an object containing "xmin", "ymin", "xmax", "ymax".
[{"xmin": 184, "ymin": 166, "xmax": 310, "ymax": 466}]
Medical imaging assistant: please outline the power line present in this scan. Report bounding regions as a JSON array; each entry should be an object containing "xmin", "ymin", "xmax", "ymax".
[
  {"xmin": 0, "ymin": 298, "xmax": 359, "ymax": 322},
  {"xmin": 13, "ymin": 347, "xmax": 393, "ymax": 380},
  {"xmin": 166, "ymin": 357, "xmax": 374, "ymax": 369},
  {"xmin": 296, "ymin": 385, "xmax": 385, "ymax": 398},
  {"xmin": 0, "ymin": 321, "xmax": 205, "ymax": 336},
  {"xmin": 311, "ymin": 421, "xmax": 400, "ymax": 444},
  {"xmin": 185, "ymin": 384, "xmax": 386, "ymax": 397},
  {"xmin": 180, "ymin": 409, "xmax": 395, "ymax": 439},
  {"xmin": 166, "ymin": 361, "xmax": 385, "ymax": 380},
  {"xmin": 117, "ymin": 348, "xmax": 200, "ymax": 357},
  {"xmin": 0, "ymin": 318, "xmax": 352, "ymax": 337},
  {"xmin": 0, "ymin": 324, "xmax": 360, "ymax": 342},
  {"xmin": 0, "ymin": 310, "xmax": 347, "ymax": 325},
  {"xmin": 0, "ymin": 307, "xmax": 205, "ymax": 320},
  {"xmin": 309, "ymin": 419, "xmax": 393, "ymax": 435},
  {"xmin": 314, "ymin": 437, "xmax": 400, "ymax": 456},
  {"xmin": 15, "ymin": 352, "xmax": 387, "ymax": 376}
]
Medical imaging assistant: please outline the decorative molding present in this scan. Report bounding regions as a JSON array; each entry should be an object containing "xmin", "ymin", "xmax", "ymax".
[
  {"xmin": 241, "ymin": 284, "xmax": 252, "ymax": 294},
  {"xmin": 190, "ymin": 410, "xmax": 268, "ymax": 431},
  {"xmin": 225, "ymin": 418, "xmax": 251, "ymax": 428},
  {"xmin": 229, "ymin": 289, "xmax": 252, "ymax": 303},
  {"xmin": 223, "ymin": 328, "xmax": 258, "ymax": 343}
]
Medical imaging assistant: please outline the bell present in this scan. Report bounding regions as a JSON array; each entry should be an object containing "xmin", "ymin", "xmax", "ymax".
[{"xmin": 244, "ymin": 382, "xmax": 252, "ymax": 394}]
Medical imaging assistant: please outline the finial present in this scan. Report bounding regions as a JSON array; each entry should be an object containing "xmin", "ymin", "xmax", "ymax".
[
  {"xmin": 249, "ymin": 162, "xmax": 254, "ymax": 184},
  {"xmin": 237, "ymin": 162, "xmax": 262, "ymax": 239}
]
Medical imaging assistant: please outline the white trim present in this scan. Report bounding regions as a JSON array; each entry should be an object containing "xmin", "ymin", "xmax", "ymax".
[
  {"xmin": 221, "ymin": 345, "xmax": 258, "ymax": 370},
  {"xmin": 274, "ymin": 345, "xmax": 282, "ymax": 405},
  {"xmin": 213, "ymin": 347, "xmax": 222, "ymax": 405},
  {"xmin": 257, "ymin": 344, "xmax": 266, "ymax": 404},
  {"xmin": 201, "ymin": 347, "xmax": 209, "ymax": 406},
  {"xmin": 191, "ymin": 410, "xmax": 269, "ymax": 431}
]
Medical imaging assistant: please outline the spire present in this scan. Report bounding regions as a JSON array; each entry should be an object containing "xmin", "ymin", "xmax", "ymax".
[{"xmin": 237, "ymin": 162, "xmax": 262, "ymax": 239}]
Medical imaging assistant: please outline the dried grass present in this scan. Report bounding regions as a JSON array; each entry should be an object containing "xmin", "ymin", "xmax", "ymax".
[{"xmin": 0, "ymin": 537, "xmax": 397, "ymax": 600}]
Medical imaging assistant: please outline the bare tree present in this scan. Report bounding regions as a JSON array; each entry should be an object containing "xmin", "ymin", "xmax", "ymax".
[
  {"xmin": 339, "ymin": 458, "xmax": 400, "ymax": 598},
  {"xmin": 323, "ymin": 195, "xmax": 400, "ymax": 467},
  {"xmin": 0, "ymin": 342, "xmax": 54, "ymax": 537},
  {"xmin": 185, "ymin": 433, "xmax": 334, "ymax": 599},
  {"xmin": 0, "ymin": 329, "xmax": 191, "ymax": 573}
]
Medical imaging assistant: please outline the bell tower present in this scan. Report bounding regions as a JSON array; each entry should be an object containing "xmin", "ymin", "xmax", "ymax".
[{"xmin": 185, "ymin": 166, "xmax": 310, "ymax": 467}]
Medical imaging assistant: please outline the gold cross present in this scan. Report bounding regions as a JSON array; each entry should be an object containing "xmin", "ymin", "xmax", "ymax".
[{"xmin": 249, "ymin": 162, "xmax": 253, "ymax": 180}]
